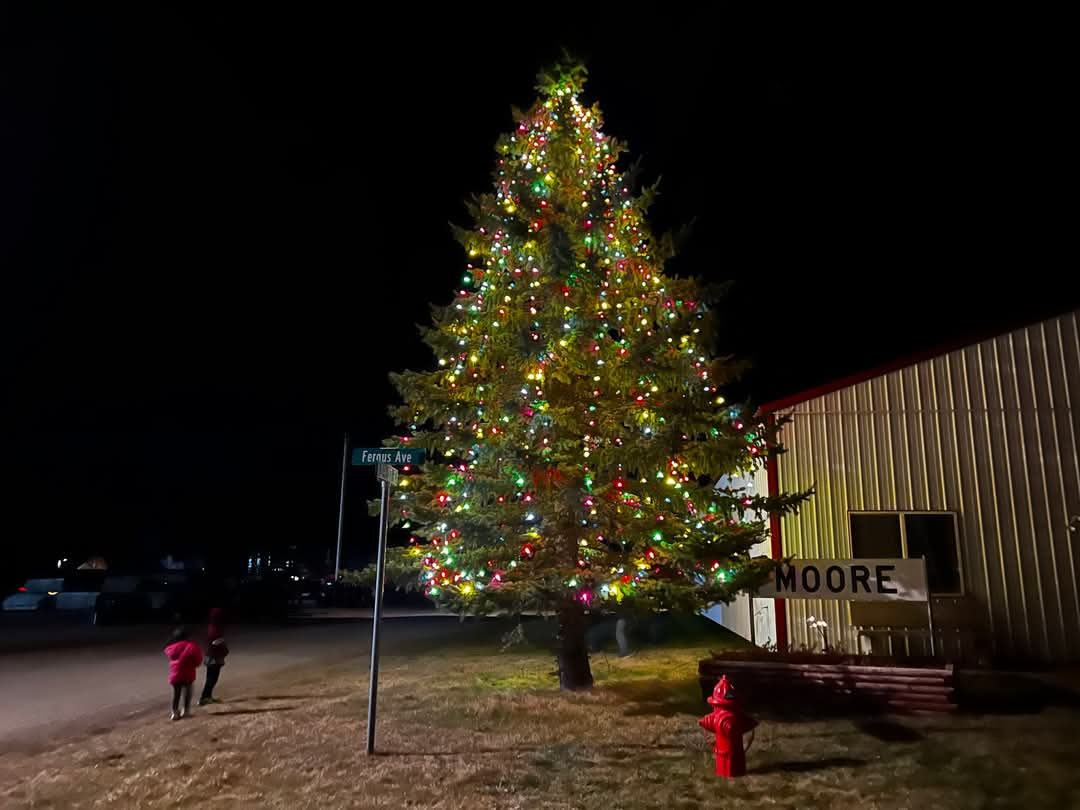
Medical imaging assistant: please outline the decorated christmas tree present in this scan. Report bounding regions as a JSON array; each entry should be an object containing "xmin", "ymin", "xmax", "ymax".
[{"xmin": 371, "ymin": 61, "xmax": 808, "ymax": 689}]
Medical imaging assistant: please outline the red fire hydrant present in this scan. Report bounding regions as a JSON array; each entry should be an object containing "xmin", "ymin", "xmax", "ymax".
[{"xmin": 699, "ymin": 675, "xmax": 757, "ymax": 778}]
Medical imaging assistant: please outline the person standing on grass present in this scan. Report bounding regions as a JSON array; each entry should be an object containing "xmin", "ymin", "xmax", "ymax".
[
  {"xmin": 199, "ymin": 607, "xmax": 229, "ymax": 705},
  {"xmin": 164, "ymin": 628, "xmax": 203, "ymax": 721}
]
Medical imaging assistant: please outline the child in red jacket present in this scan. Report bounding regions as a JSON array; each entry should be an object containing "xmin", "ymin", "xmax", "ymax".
[{"xmin": 164, "ymin": 628, "xmax": 203, "ymax": 720}]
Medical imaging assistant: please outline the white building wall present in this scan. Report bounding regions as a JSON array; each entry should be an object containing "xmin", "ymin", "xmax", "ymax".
[
  {"xmin": 704, "ymin": 465, "xmax": 777, "ymax": 647},
  {"xmin": 774, "ymin": 311, "xmax": 1080, "ymax": 662}
]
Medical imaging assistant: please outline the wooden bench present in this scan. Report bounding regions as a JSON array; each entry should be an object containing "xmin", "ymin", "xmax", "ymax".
[{"xmin": 850, "ymin": 596, "xmax": 992, "ymax": 664}]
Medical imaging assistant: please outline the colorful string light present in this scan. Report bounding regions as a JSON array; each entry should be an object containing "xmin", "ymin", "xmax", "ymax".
[{"xmin": 379, "ymin": 63, "xmax": 805, "ymax": 613}]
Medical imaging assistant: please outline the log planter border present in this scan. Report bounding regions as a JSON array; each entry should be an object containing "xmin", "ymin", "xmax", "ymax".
[{"xmin": 699, "ymin": 652, "xmax": 956, "ymax": 714}]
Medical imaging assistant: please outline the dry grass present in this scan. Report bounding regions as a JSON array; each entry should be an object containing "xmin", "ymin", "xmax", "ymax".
[{"xmin": 1, "ymin": 628, "xmax": 1079, "ymax": 809}]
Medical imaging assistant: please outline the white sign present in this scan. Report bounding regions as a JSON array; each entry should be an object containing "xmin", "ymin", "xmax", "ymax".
[{"xmin": 761, "ymin": 559, "xmax": 928, "ymax": 602}]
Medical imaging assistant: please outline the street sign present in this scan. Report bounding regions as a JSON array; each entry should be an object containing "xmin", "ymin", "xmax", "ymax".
[
  {"xmin": 364, "ymin": 454, "xmax": 406, "ymax": 754},
  {"xmin": 351, "ymin": 447, "xmax": 425, "ymax": 466},
  {"xmin": 376, "ymin": 463, "xmax": 399, "ymax": 485},
  {"xmin": 333, "ymin": 439, "xmax": 421, "ymax": 754}
]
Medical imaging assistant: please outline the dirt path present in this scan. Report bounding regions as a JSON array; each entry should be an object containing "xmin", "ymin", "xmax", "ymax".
[{"xmin": 0, "ymin": 616, "xmax": 456, "ymax": 753}]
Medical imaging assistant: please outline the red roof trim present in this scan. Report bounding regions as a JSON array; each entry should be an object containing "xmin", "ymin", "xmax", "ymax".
[{"xmin": 755, "ymin": 308, "xmax": 1079, "ymax": 415}]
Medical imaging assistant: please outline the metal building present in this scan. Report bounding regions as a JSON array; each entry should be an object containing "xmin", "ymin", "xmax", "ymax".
[{"xmin": 744, "ymin": 310, "xmax": 1080, "ymax": 663}]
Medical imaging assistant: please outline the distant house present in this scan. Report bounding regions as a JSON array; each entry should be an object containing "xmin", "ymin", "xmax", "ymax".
[{"xmin": 716, "ymin": 310, "xmax": 1080, "ymax": 664}]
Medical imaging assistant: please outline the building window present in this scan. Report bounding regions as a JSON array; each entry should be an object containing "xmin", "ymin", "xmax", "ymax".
[{"xmin": 849, "ymin": 511, "xmax": 963, "ymax": 595}]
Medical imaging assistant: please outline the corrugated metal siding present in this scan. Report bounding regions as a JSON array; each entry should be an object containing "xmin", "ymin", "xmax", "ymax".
[{"xmin": 776, "ymin": 311, "xmax": 1080, "ymax": 662}]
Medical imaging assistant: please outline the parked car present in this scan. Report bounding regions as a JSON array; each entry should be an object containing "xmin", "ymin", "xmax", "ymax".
[
  {"xmin": 93, "ymin": 575, "xmax": 145, "ymax": 624},
  {"xmin": 55, "ymin": 570, "xmax": 106, "ymax": 614},
  {"xmin": 235, "ymin": 574, "xmax": 289, "ymax": 622},
  {"xmin": 2, "ymin": 578, "xmax": 64, "ymax": 611},
  {"xmin": 92, "ymin": 573, "xmax": 191, "ymax": 624},
  {"xmin": 3, "ymin": 571, "xmax": 107, "ymax": 616},
  {"xmin": 94, "ymin": 571, "xmax": 226, "ymax": 624}
]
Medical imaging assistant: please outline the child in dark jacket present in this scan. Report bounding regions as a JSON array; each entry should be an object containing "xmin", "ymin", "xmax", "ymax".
[
  {"xmin": 164, "ymin": 628, "xmax": 203, "ymax": 720},
  {"xmin": 199, "ymin": 608, "xmax": 229, "ymax": 705}
]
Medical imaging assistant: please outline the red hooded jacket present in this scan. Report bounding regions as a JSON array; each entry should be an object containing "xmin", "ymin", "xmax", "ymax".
[
  {"xmin": 164, "ymin": 639, "xmax": 203, "ymax": 685},
  {"xmin": 208, "ymin": 608, "xmax": 226, "ymax": 642}
]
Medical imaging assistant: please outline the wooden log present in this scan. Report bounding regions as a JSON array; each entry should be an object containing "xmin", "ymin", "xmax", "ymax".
[
  {"xmin": 725, "ymin": 682, "xmax": 954, "ymax": 699},
  {"xmin": 884, "ymin": 700, "xmax": 958, "ymax": 713},
  {"xmin": 704, "ymin": 677, "xmax": 951, "ymax": 693},
  {"xmin": 698, "ymin": 667, "xmax": 960, "ymax": 714},
  {"xmin": 703, "ymin": 670, "xmax": 950, "ymax": 686},
  {"xmin": 741, "ymin": 678, "xmax": 955, "ymax": 697},
  {"xmin": 698, "ymin": 684, "xmax": 956, "ymax": 713},
  {"xmin": 791, "ymin": 684, "xmax": 953, "ymax": 701},
  {"xmin": 701, "ymin": 669, "xmax": 951, "ymax": 686},
  {"xmin": 699, "ymin": 660, "xmax": 952, "ymax": 678}
]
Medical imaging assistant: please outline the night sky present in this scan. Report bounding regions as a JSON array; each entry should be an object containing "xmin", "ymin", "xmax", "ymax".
[{"xmin": 2, "ymin": 9, "xmax": 1074, "ymax": 589}]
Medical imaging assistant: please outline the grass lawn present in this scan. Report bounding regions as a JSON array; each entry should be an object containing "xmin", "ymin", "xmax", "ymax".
[{"xmin": 1, "ymin": 620, "xmax": 1078, "ymax": 809}]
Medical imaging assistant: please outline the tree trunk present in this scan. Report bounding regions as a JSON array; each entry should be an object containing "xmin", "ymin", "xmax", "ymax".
[
  {"xmin": 615, "ymin": 617, "xmax": 632, "ymax": 658},
  {"xmin": 556, "ymin": 603, "xmax": 593, "ymax": 690}
]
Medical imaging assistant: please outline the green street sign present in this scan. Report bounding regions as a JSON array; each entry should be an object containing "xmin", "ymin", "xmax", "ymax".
[{"xmin": 351, "ymin": 447, "xmax": 426, "ymax": 466}]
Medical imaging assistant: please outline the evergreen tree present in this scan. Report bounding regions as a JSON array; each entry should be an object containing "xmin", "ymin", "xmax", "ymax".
[{"xmin": 374, "ymin": 61, "xmax": 807, "ymax": 689}]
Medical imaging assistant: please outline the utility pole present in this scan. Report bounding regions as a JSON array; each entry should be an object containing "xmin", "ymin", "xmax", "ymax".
[{"xmin": 333, "ymin": 432, "xmax": 349, "ymax": 580}]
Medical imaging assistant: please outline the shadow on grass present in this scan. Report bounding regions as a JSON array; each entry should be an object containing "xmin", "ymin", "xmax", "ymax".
[
  {"xmin": 605, "ymin": 676, "xmax": 706, "ymax": 718},
  {"xmin": 753, "ymin": 756, "xmax": 867, "ymax": 774},
  {"xmin": 208, "ymin": 706, "xmax": 298, "ymax": 716},
  {"xmin": 956, "ymin": 672, "xmax": 1080, "ymax": 715},
  {"xmin": 370, "ymin": 748, "xmax": 535, "ymax": 757},
  {"xmin": 381, "ymin": 616, "xmax": 549, "ymax": 658},
  {"xmin": 856, "ymin": 719, "xmax": 926, "ymax": 742},
  {"xmin": 374, "ymin": 741, "xmax": 690, "ymax": 757}
]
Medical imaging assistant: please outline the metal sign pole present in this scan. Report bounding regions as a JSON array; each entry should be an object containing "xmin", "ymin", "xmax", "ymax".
[
  {"xmin": 922, "ymin": 555, "xmax": 937, "ymax": 657},
  {"xmin": 747, "ymin": 593, "xmax": 756, "ymax": 647},
  {"xmin": 366, "ymin": 463, "xmax": 396, "ymax": 755}
]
